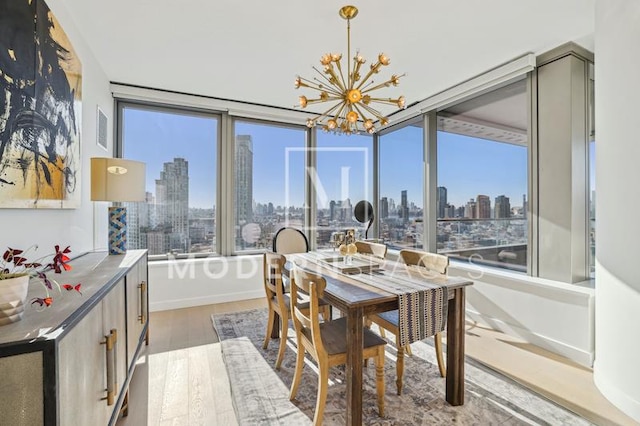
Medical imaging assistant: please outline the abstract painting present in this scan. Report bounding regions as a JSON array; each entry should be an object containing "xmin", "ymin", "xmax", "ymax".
[{"xmin": 0, "ymin": 0, "xmax": 82, "ymax": 208}]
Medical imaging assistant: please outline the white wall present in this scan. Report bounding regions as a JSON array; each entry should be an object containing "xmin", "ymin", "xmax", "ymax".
[
  {"xmin": 450, "ymin": 265, "xmax": 594, "ymax": 366},
  {"xmin": 148, "ymin": 256, "xmax": 264, "ymax": 312},
  {"xmin": 0, "ymin": 2, "xmax": 112, "ymax": 255},
  {"xmin": 593, "ymin": 0, "xmax": 640, "ymax": 422}
]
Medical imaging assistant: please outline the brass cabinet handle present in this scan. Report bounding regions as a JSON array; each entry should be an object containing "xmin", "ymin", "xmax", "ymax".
[
  {"xmin": 138, "ymin": 281, "xmax": 147, "ymax": 324},
  {"xmin": 101, "ymin": 329, "xmax": 118, "ymax": 406}
]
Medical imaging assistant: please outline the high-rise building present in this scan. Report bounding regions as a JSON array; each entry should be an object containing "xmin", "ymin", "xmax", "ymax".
[
  {"xmin": 380, "ymin": 197, "xmax": 389, "ymax": 219},
  {"xmin": 522, "ymin": 194, "xmax": 528, "ymax": 219},
  {"xmin": 437, "ymin": 186, "xmax": 448, "ymax": 219},
  {"xmin": 125, "ymin": 191, "xmax": 155, "ymax": 250},
  {"xmin": 156, "ymin": 157, "xmax": 190, "ymax": 253},
  {"xmin": 400, "ymin": 190, "xmax": 409, "ymax": 223},
  {"xmin": 464, "ymin": 199, "xmax": 477, "ymax": 219},
  {"xmin": 235, "ymin": 135, "xmax": 253, "ymax": 224},
  {"xmin": 495, "ymin": 195, "xmax": 511, "ymax": 218},
  {"xmin": 476, "ymin": 195, "xmax": 491, "ymax": 219},
  {"xmin": 445, "ymin": 204, "xmax": 456, "ymax": 218},
  {"xmin": 328, "ymin": 200, "xmax": 336, "ymax": 221}
]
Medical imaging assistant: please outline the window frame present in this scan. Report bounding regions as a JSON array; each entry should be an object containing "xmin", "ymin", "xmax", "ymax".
[
  {"xmin": 113, "ymin": 51, "xmax": 593, "ymax": 285},
  {"xmin": 228, "ymin": 117, "xmax": 310, "ymax": 255},
  {"xmin": 115, "ymin": 100, "xmax": 223, "ymax": 260}
]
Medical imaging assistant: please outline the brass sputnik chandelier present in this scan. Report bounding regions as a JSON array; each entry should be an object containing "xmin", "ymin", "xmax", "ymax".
[{"xmin": 295, "ymin": 5, "xmax": 405, "ymax": 134}]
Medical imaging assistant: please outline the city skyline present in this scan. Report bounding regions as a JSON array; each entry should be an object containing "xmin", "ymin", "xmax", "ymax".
[{"xmin": 123, "ymin": 107, "xmax": 531, "ymax": 210}]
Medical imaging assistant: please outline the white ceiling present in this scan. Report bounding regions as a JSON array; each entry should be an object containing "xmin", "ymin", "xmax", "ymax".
[{"xmin": 58, "ymin": 0, "xmax": 595, "ymax": 115}]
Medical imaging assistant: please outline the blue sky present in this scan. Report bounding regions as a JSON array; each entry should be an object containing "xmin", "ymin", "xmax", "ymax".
[
  {"xmin": 123, "ymin": 107, "xmax": 532, "ymax": 210},
  {"xmin": 123, "ymin": 108, "xmax": 217, "ymax": 208}
]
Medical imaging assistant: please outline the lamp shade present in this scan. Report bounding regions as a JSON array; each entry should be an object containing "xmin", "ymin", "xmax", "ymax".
[{"xmin": 91, "ymin": 158, "xmax": 146, "ymax": 202}]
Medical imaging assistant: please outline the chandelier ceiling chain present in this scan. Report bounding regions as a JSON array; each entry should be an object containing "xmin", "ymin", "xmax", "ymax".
[{"xmin": 295, "ymin": 5, "xmax": 406, "ymax": 135}]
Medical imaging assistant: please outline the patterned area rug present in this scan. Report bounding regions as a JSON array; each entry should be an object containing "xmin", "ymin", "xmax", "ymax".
[{"xmin": 212, "ymin": 308, "xmax": 591, "ymax": 426}]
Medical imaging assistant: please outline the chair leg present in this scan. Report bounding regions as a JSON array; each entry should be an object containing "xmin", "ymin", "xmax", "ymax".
[
  {"xmin": 289, "ymin": 337, "xmax": 305, "ymax": 400},
  {"xmin": 263, "ymin": 305, "xmax": 275, "ymax": 349},
  {"xmin": 275, "ymin": 312, "xmax": 288, "ymax": 370},
  {"xmin": 434, "ymin": 332, "xmax": 446, "ymax": 377},
  {"xmin": 405, "ymin": 344, "xmax": 413, "ymax": 356},
  {"xmin": 396, "ymin": 341, "xmax": 404, "ymax": 395},
  {"xmin": 379, "ymin": 326, "xmax": 387, "ymax": 339},
  {"xmin": 321, "ymin": 305, "xmax": 331, "ymax": 322},
  {"xmin": 374, "ymin": 347, "xmax": 385, "ymax": 417},
  {"xmin": 313, "ymin": 360, "xmax": 329, "ymax": 426}
]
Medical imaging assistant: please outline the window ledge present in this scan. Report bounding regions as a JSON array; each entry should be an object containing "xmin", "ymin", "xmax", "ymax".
[{"xmin": 386, "ymin": 248, "xmax": 594, "ymax": 294}]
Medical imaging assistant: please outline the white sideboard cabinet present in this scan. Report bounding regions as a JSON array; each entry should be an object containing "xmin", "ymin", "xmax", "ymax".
[{"xmin": 0, "ymin": 250, "xmax": 149, "ymax": 425}]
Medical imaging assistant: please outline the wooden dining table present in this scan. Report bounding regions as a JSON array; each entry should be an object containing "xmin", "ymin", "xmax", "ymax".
[{"xmin": 279, "ymin": 251, "xmax": 474, "ymax": 426}]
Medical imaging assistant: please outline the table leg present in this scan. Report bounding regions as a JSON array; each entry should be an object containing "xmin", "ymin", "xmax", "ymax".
[
  {"xmin": 346, "ymin": 306, "xmax": 364, "ymax": 425},
  {"xmin": 446, "ymin": 287, "xmax": 465, "ymax": 405},
  {"xmin": 271, "ymin": 312, "xmax": 280, "ymax": 339}
]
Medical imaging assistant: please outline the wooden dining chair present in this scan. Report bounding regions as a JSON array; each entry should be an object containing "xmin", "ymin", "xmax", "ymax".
[
  {"xmin": 355, "ymin": 240, "xmax": 388, "ymax": 259},
  {"xmin": 262, "ymin": 252, "xmax": 331, "ymax": 370},
  {"xmin": 368, "ymin": 249, "xmax": 449, "ymax": 395},
  {"xmin": 289, "ymin": 268, "xmax": 387, "ymax": 426}
]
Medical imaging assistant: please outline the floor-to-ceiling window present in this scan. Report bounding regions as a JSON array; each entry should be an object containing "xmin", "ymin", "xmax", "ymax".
[
  {"xmin": 233, "ymin": 120, "xmax": 307, "ymax": 252},
  {"xmin": 436, "ymin": 80, "xmax": 529, "ymax": 272},
  {"xmin": 313, "ymin": 132, "xmax": 373, "ymax": 248},
  {"xmin": 119, "ymin": 103, "xmax": 218, "ymax": 256},
  {"xmin": 378, "ymin": 119, "xmax": 424, "ymax": 250}
]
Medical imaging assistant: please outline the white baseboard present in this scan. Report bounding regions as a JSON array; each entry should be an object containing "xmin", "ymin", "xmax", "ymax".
[
  {"xmin": 466, "ymin": 309, "xmax": 594, "ymax": 367},
  {"xmin": 150, "ymin": 290, "xmax": 264, "ymax": 312}
]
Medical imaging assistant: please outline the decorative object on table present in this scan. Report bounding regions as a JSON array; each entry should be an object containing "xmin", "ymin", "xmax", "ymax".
[
  {"xmin": 0, "ymin": 0, "xmax": 82, "ymax": 209},
  {"xmin": 91, "ymin": 158, "xmax": 146, "ymax": 255},
  {"xmin": 330, "ymin": 231, "xmax": 345, "ymax": 252},
  {"xmin": 354, "ymin": 200, "xmax": 374, "ymax": 238},
  {"xmin": 339, "ymin": 228, "xmax": 357, "ymax": 264},
  {"xmin": 0, "ymin": 244, "xmax": 76, "ymax": 325},
  {"xmin": 294, "ymin": 5, "xmax": 405, "ymax": 134}
]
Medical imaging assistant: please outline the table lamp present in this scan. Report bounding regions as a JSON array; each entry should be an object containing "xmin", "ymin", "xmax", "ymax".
[{"xmin": 91, "ymin": 158, "xmax": 146, "ymax": 255}]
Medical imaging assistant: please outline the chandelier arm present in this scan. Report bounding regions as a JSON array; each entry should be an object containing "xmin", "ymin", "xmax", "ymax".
[
  {"xmin": 314, "ymin": 101, "xmax": 345, "ymax": 122},
  {"xmin": 325, "ymin": 66, "xmax": 347, "ymax": 92},
  {"xmin": 362, "ymin": 73, "xmax": 406, "ymax": 94},
  {"xmin": 303, "ymin": 83, "xmax": 342, "ymax": 96},
  {"xmin": 333, "ymin": 60, "xmax": 349, "ymax": 93},
  {"xmin": 359, "ymin": 102, "xmax": 387, "ymax": 120},
  {"xmin": 333, "ymin": 102, "xmax": 348, "ymax": 123},
  {"xmin": 304, "ymin": 96, "xmax": 344, "ymax": 106},
  {"xmin": 362, "ymin": 80, "xmax": 396, "ymax": 94},
  {"xmin": 355, "ymin": 62, "xmax": 383, "ymax": 90},
  {"xmin": 352, "ymin": 103, "xmax": 372, "ymax": 123},
  {"xmin": 366, "ymin": 97, "xmax": 404, "ymax": 105},
  {"xmin": 351, "ymin": 57, "xmax": 363, "ymax": 84},
  {"xmin": 298, "ymin": 75, "xmax": 326, "ymax": 88},
  {"xmin": 312, "ymin": 66, "xmax": 339, "ymax": 88}
]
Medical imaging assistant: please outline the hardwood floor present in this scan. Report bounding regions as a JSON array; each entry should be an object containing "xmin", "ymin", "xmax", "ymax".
[
  {"xmin": 115, "ymin": 301, "xmax": 265, "ymax": 426},
  {"xmin": 116, "ymin": 298, "xmax": 637, "ymax": 426}
]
